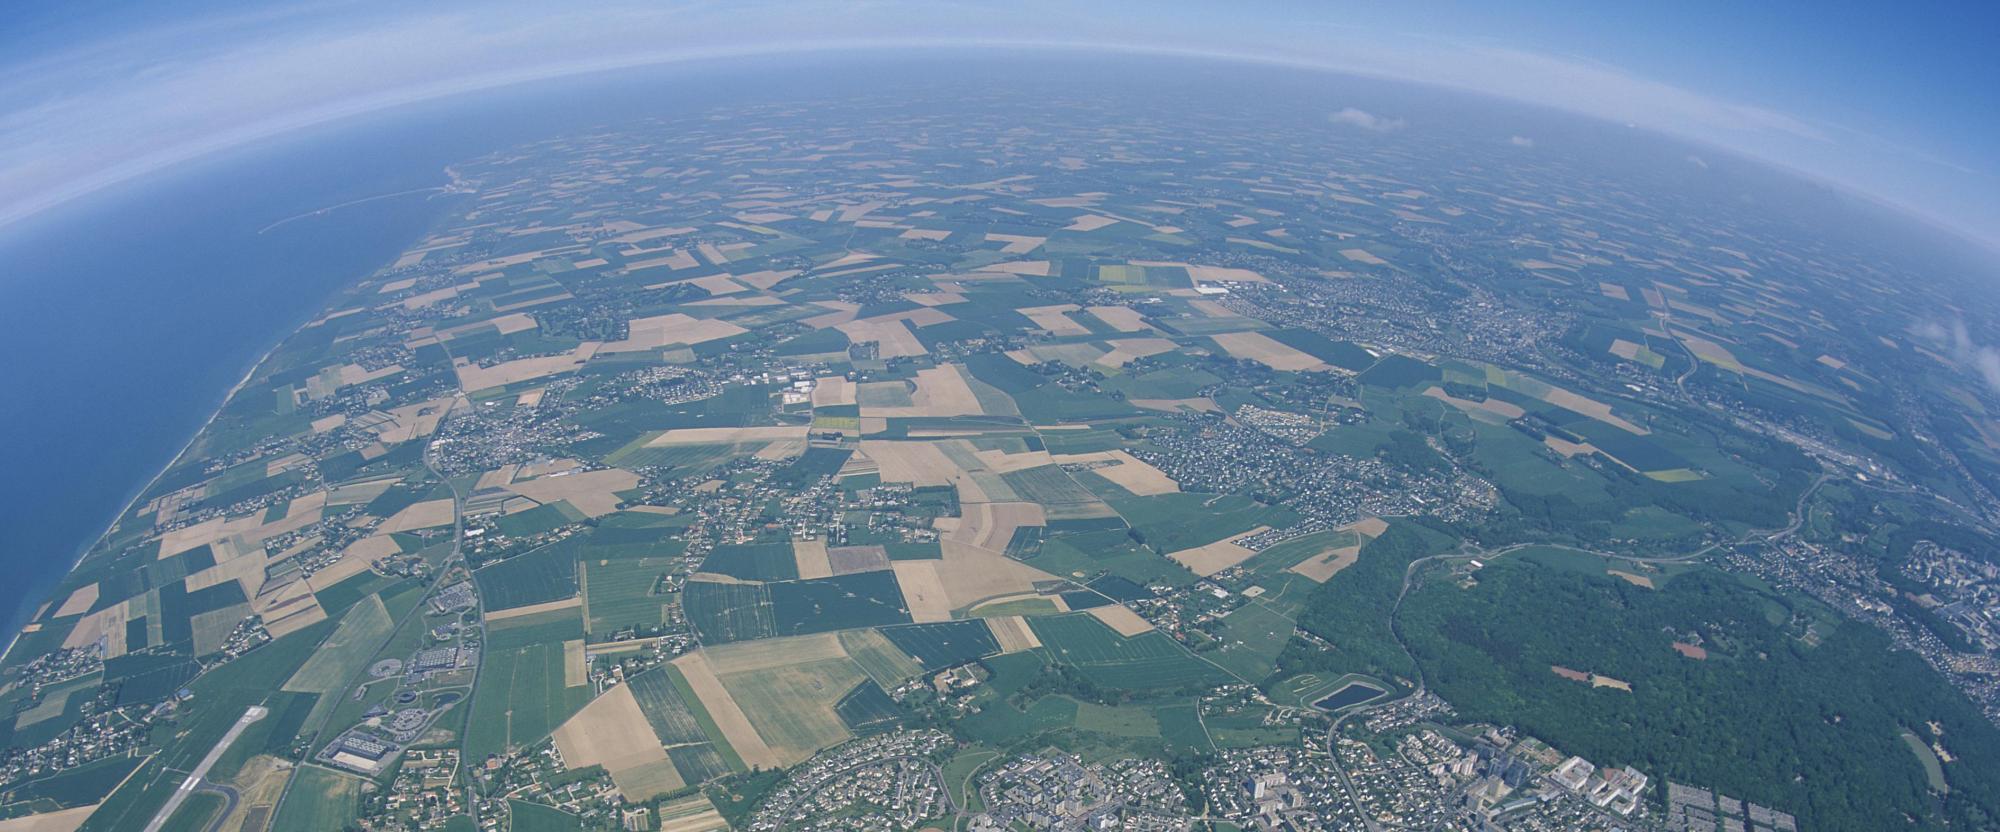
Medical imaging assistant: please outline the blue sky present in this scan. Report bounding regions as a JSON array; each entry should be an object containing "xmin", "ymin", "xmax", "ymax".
[{"xmin": 1, "ymin": 0, "xmax": 1995, "ymax": 250}]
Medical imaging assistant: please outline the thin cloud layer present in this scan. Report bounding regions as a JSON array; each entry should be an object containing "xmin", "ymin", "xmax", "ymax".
[
  {"xmin": 0, "ymin": 0, "xmax": 1990, "ymax": 247},
  {"xmin": 1330, "ymin": 108, "xmax": 1405, "ymax": 132}
]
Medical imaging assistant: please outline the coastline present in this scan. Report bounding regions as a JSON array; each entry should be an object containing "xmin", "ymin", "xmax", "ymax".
[
  {"xmin": 0, "ymin": 186, "xmax": 459, "ymax": 666},
  {"xmin": 0, "ymin": 312, "xmax": 301, "ymax": 668}
]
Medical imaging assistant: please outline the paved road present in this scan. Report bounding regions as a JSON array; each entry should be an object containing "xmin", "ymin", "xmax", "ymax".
[
  {"xmin": 142, "ymin": 705, "xmax": 267, "ymax": 832},
  {"xmin": 191, "ymin": 783, "xmax": 240, "ymax": 832}
]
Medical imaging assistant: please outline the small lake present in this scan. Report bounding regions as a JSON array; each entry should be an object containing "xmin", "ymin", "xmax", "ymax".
[{"xmin": 1314, "ymin": 681, "xmax": 1387, "ymax": 711}]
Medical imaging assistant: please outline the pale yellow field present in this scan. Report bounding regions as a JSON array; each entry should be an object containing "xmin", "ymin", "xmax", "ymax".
[
  {"xmin": 1082, "ymin": 305, "xmax": 1152, "ymax": 332},
  {"xmin": 380, "ymin": 499, "xmax": 455, "ymax": 533},
  {"xmin": 812, "ymin": 376, "xmax": 857, "ymax": 407},
  {"xmin": 971, "ymin": 448, "xmax": 1056, "ymax": 474},
  {"xmin": 485, "ymin": 596, "xmax": 582, "ymax": 622},
  {"xmin": 935, "ymin": 541, "xmax": 1060, "ymax": 613},
  {"xmin": 370, "ymin": 395, "xmax": 458, "ymax": 444},
  {"xmin": 1087, "ymin": 604, "xmax": 1155, "ymax": 636},
  {"xmin": 1608, "ymin": 339, "xmax": 1643, "ymax": 359},
  {"xmin": 602, "ymin": 313, "xmax": 747, "ymax": 353},
  {"xmin": 793, "ymin": 540, "xmax": 834, "ymax": 580},
  {"xmin": 0, "ymin": 805, "xmax": 97, "ymax": 832},
  {"xmin": 1018, "ymin": 304, "xmax": 1092, "ymax": 337},
  {"xmin": 947, "ymin": 502, "xmax": 1047, "ymax": 553},
  {"xmin": 1187, "ymin": 299, "xmax": 1242, "ymax": 319},
  {"xmin": 1422, "ymin": 387, "xmax": 1526, "ymax": 422},
  {"xmin": 453, "ymin": 344, "xmax": 600, "ymax": 391},
  {"xmin": 1210, "ymin": 331, "xmax": 1327, "ymax": 372},
  {"xmin": 259, "ymin": 583, "xmax": 327, "ymax": 640},
  {"xmin": 1349, "ymin": 517, "xmax": 1390, "ymax": 537},
  {"xmin": 903, "ymin": 290, "xmax": 967, "ymax": 307},
  {"xmin": 655, "ymin": 794, "xmax": 731, "ymax": 832},
  {"xmin": 899, "ymin": 228, "xmax": 952, "ymax": 241},
  {"xmin": 646, "ymin": 426, "xmax": 809, "ymax": 446},
  {"xmin": 1286, "ymin": 543, "xmax": 1361, "ymax": 583},
  {"xmin": 563, "ymin": 639, "xmax": 587, "ymax": 687},
  {"xmin": 985, "ymin": 233, "xmax": 1046, "ymax": 254},
  {"xmin": 1607, "ymin": 570, "xmax": 1656, "ymax": 589},
  {"xmin": 1339, "ymin": 248, "xmax": 1388, "ymax": 265},
  {"xmin": 835, "ymin": 317, "xmax": 926, "ymax": 358},
  {"xmin": 553, "ymin": 683, "xmax": 682, "ymax": 800},
  {"xmin": 1167, "ymin": 529, "xmax": 1267, "ymax": 577},
  {"xmin": 1050, "ymin": 450, "xmax": 1179, "ymax": 496},
  {"xmin": 505, "ymin": 467, "xmax": 639, "ymax": 517},
  {"xmin": 669, "ymin": 652, "xmax": 782, "ymax": 770},
  {"xmin": 1094, "ymin": 338, "xmax": 1178, "ymax": 367},
  {"xmin": 61, "ymin": 599, "xmax": 129, "ymax": 658},
  {"xmin": 734, "ymin": 268, "xmax": 802, "ymax": 290},
  {"xmin": 1064, "ymin": 215, "xmax": 1120, "ymax": 232},
  {"xmin": 974, "ymin": 260, "xmax": 1051, "ymax": 275},
  {"xmin": 52, "ymin": 584, "xmax": 97, "ymax": 618},
  {"xmin": 1130, "ymin": 397, "xmax": 1222, "ymax": 414},
  {"xmin": 986, "ymin": 616, "xmax": 1043, "ymax": 652},
  {"xmin": 891, "ymin": 561, "xmax": 954, "ymax": 623},
  {"xmin": 625, "ymin": 249, "xmax": 700, "ymax": 271},
  {"xmin": 686, "ymin": 294, "xmax": 783, "ymax": 308},
  {"xmin": 860, "ymin": 365, "xmax": 985, "ymax": 418},
  {"xmin": 1132, "ymin": 261, "xmax": 1270, "ymax": 284},
  {"xmin": 185, "ymin": 549, "xmax": 271, "ymax": 594},
  {"xmin": 857, "ymin": 440, "xmax": 958, "ymax": 487}
]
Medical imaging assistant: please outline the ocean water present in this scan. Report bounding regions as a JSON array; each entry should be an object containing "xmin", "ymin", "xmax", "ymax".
[
  {"xmin": 0, "ymin": 50, "xmax": 1023, "ymax": 637},
  {"xmin": 4, "ymin": 49, "xmax": 1983, "ymax": 641},
  {"xmin": 0, "ymin": 58, "xmax": 796, "ymax": 635}
]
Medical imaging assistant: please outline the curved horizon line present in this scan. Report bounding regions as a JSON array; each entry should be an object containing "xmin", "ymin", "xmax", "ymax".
[{"xmin": 2, "ymin": 36, "xmax": 1989, "ymax": 255}]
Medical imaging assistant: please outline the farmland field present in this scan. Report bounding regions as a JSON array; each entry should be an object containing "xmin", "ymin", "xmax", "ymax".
[
  {"xmin": 268, "ymin": 766, "xmax": 364, "ymax": 832},
  {"xmin": 683, "ymin": 580, "xmax": 777, "ymax": 644},
  {"xmin": 1028, "ymin": 613, "xmax": 1233, "ymax": 690},
  {"xmin": 581, "ymin": 556, "xmax": 675, "ymax": 637},
  {"xmin": 880, "ymin": 620, "xmax": 1000, "ymax": 669},
  {"xmin": 465, "ymin": 633, "xmax": 592, "ymax": 761},
  {"xmin": 475, "ymin": 539, "xmax": 581, "ymax": 611},
  {"xmin": 768, "ymin": 571, "xmax": 912, "ymax": 636}
]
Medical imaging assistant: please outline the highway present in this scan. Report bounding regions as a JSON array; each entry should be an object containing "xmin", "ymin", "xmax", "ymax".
[{"xmin": 142, "ymin": 705, "xmax": 267, "ymax": 832}]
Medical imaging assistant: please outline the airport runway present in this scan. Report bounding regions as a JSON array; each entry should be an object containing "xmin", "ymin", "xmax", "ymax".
[{"xmin": 141, "ymin": 705, "xmax": 267, "ymax": 832}]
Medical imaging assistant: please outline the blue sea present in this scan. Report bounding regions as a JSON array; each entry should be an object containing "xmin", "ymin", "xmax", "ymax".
[{"xmin": 0, "ymin": 58, "xmax": 827, "ymax": 636}]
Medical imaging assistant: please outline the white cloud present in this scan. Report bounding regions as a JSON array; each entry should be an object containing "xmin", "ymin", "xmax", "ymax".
[
  {"xmin": 1916, "ymin": 319, "xmax": 2000, "ymax": 391},
  {"xmin": 1509, "ymin": 135, "xmax": 1534, "ymax": 147},
  {"xmin": 1330, "ymin": 107, "xmax": 1404, "ymax": 132}
]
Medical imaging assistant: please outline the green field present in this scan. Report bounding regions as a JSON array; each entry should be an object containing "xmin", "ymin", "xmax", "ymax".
[
  {"xmin": 581, "ymin": 556, "xmax": 674, "ymax": 637},
  {"xmin": 700, "ymin": 543, "xmax": 800, "ymax": 582},
  {"xmin": 719, "ymin": 658, "xmax": 865, "ymax": 758},
  {"xmin": 463, "ymin": 638, "xmax": 591, "ymax": 762},
  {"xmin": 474, "ymin": 538, "xmax": 580, "ymax": 611},
  {"xmin": 508, "ymin": 800, "xmax": 586, "ymax": 832},
  {"xmin": 769, "ymin": 571, "xmax": 911, "ymax": 637},
  {"xmin": 157, "ymin": 790, "xmax": 225, "ymax": 832},
  {"xmin": 1027, "ymin": 614, "xmax": 1233, "ymax": 690},
  {"xmin": 661, "ymin": 663, "xmax": 746, "ymax": 773},
  {"xmin": 837, "ymin": 629, "xmax": 926, "ymax": 687},
  {"xmin": 1207, "ymin": 603, "xmax": 1293, "ymax": 681},
  {"xmin": 280, "ymin": 593, "xmax": 394, "ymax": 735},
  {"xmin": 269, "ymin": 766, "xmax": 364, "ymax": 832},
  {"xmin": 683, "ymin": 580, "xmax": 777, "ymax": 644},
  {"xmin": 626, "ymin": 666, "xmax": 711, "ymax": 745},
  {"xmin": 832, "ymin": 681, "xmax": 903, "ymax": 734},
  {"xmin": 880, "ymin": 620, "xmax": 1000, "ymax": 669}
]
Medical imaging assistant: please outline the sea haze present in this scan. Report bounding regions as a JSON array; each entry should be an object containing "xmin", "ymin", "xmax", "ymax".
[
  {"xmin": 0, "ymin": 58, "xmax": 799, "ymax": 634},
  {"xmin": 0, "ymin": 49, "xmax": 1980, "ymax": 638}
]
